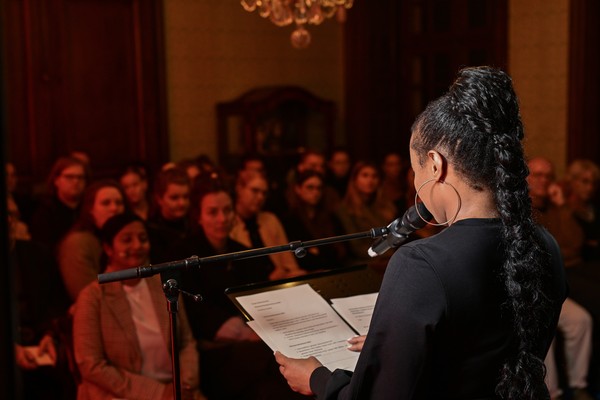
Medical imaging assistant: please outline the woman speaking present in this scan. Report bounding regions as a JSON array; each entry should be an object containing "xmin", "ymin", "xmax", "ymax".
[{"xmin": 275, "ymin": 66, "xmax": 567, "ymax": 399}]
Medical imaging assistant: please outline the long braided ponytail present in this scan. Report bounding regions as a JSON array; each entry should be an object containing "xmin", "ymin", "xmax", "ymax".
[{"xmin": 411, "ymin": 66, "xmax": 553, "ymax": 399}]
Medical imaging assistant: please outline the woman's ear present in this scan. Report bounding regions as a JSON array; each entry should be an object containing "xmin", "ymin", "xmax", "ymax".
[{"xmin": 427, "ymin": 150, "xmax": 448, "ymax": 181}]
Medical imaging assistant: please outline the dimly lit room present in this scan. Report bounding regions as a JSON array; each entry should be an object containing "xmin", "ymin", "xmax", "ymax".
[{"xmin": 2, "ymin": 1, "xmax": 600, "ymax": 399}]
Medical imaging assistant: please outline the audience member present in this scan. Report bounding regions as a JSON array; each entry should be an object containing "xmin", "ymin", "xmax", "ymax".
[
  {"xmin": 335, "ymin": 161, "xmax": 396, "ymax": 268},
  {"xmin": 230, "ymin": 170, "xmax": 304, "ymax": 280},
  {"xmin": 169, "ymin": 174, "xmax": 304, "ymax": 399},
  {"xmin": 73, "ymin": 212, "xmax": 204, "ymax": 400},
  {"xmin": 30, "ymin": 156, "xmax": 89, "ymax": 251},
  {"xmin": 7, "ymin": 194, "xmax": 31, "ymax": 241},
  {"xmin": 325, "ymin": 147, "xmax": 352, "ymax": 199},
  {"xmin": 564, "ymin": 159, "xmax": 600, "ymax": 262},
  {"xmin": 58, "ymin": 180, "xmax": 126, "ymax": 301},
  {"xmin": 527, "ymin": 157, "xmax": 595, "ymax": 400},
  {"xmin": 528, "ymin": 157, "xmax": 585, "ymax": 266},
  {"xmin": 120, "ymin": 164, "xmax": 150, "ymax": 220},
  {"xmin": 9, "ymin": 205, "xmax": 74, "ymax": 400},
  {"xmin": 147, "ymin": 167, "xmax": 192, "ymax": 264},
  {"xmin": 285, "ymin": 149, "xmax": 340, "ymax": 216},
  {"xmin": 6, "ymin": 161, "xmax": 35, "ymax": 224},
  {"xmin": 282, "ymin": 169, "xmax": 345, "ymax": 271},
  {"xmin": 380, "ymin": 152, "xmax": 408, "ymax": 217}
]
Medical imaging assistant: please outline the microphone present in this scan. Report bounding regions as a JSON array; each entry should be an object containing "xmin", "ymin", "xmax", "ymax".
[
  {"xmin": 367, "ymin": 202, "xmax": 433, "ymax": 257},
  {"xmin": 98, "ymin": 255, "xmax": 200, "ymax": 284}
]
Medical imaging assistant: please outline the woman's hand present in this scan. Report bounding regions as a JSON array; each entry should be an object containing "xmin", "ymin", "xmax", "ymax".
[
  {"xmin": 38, "ymin": 333, "xmax": 57, "ymax": 365},
  {"xmin": 347, "ymin": 335, "xmax": 366, "ymax": 352},
  {"xmin": 15, "ymin": 344, "xmax": 38, "ymax": 370},
  {"xmin": 274, "ymin": 351, "xmax": 322, "ymax": 395},
  {"xmin": 181, "ymin": 385, "xmax": 208, "ymax": 400},
  {"xmin": 214, "ymin": 316, "xmax": 260, "ymax": 342}
]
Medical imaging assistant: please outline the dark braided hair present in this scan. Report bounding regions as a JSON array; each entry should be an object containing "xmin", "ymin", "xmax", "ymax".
[{"xmin": 411, "ymin": 66, "xmax": 552, "ymax": 399}]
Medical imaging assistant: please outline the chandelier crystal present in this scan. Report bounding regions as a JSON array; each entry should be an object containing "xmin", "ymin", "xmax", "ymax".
[{"xmin": 241, "ymin": 0, "xmax": 354, "ymax": 49}]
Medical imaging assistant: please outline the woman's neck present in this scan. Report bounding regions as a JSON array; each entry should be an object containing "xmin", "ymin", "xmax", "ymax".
[
  {"xmin": 57, "ymin": 192, "xmax": 79, "ymax": 209},
  {"xmin": 567, "ymin": 195, "xmax": 587, "ymax": 210},
  {"xmin": 236, "ymin": 204, "xmax": 254, "ymax": 220},
  {"xmin": 132, "ymin": 200, "xmax": 149, "ymax": 219},
  {"xmin": 206, "ymin": 235, "xmax": 227, "ymax": 253},
  {"xmin": 305, "ymin": 206, "xmax": 316, "ymax": 219},
  {"xmin": 451, "ymin": 187, "xmax": 499, "ymax": 223}
]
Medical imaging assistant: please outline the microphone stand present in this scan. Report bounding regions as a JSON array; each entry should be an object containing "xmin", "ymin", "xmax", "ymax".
[
  {"xmin": 97, "ymin": 226, "xmax": 388, "ymax": 400},
  {"xmin": 162, "ymin": 279, "xmax": 182, "ymax": 400}
]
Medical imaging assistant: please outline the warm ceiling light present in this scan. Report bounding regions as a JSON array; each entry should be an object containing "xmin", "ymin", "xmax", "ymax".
[{"xmin": 241, "ymin": 0, "xmax": 354, "ymax": 49}]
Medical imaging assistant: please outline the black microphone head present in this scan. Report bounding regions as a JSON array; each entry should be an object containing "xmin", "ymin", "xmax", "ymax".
[{"xmin": 399, "ymin": 202, "xmax": 433, "ymax": 234}]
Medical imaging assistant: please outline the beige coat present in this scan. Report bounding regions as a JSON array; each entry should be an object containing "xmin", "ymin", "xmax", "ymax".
[{"xmin": 73, "ymin": 275, "xmax": 199, "ymax": 400}]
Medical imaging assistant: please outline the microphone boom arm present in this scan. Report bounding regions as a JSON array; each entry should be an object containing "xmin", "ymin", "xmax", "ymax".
[{"xmin": 97, "ymin": 227, "xmax": 389, "ymax": 284}]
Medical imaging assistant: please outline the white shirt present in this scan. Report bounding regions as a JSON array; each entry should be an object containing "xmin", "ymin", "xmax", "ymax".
[{"xmin": 123, "ymin": 279, "xmax": 172, "ymax": 382}]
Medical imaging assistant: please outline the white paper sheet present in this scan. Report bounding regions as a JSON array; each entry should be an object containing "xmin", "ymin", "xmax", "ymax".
[
  {"xmin": 330, "ymin": 292, "xmax": 378, "ymax": 336},
  {"xmin": 236, "ymin": 284, "xmax": 360, "ymax": 371}
]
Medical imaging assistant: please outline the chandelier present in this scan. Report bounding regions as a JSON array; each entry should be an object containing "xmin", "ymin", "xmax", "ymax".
[{"xmin": 241, "ymin": 0, "xmax": 354, "ymax": 49}]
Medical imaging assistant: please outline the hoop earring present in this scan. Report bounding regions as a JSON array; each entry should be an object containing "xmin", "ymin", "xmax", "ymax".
[{"xmin": 414, "ymin": 178, "xmax": 462, "ymax": 226}]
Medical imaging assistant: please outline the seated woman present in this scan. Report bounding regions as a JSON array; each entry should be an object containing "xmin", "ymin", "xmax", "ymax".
[
  {"xmin": 282, "ymin": 169, "xmax": 345, "ymax": 271},
  {"xmin": 147, "ymin": 167, "xmax": 192, "ymax": 263},
  {"xmin": 170, "ymin": 173, "xmax": 305, "ymax": 400},
  {"xmin": 58, "ymin": 180, "xmax": 126, "ymax": 302},
  {"xmin": 335, "ymin": 161, "xmax": 396, "ymax": 268},
  {"xmin": 120, "ymin": 164, "xmax": 151, "ymax": 221},
  {"xmin": 380, "ymin": 152, "xmax": 408, "ymax": 217},
  {"xmin": 564, "ymin": 159, "xmax": 600, "ymax": 262},
  {"xmin": 73, "ymin": 212, "xmax": 205, "ymax": 400},
  {"xmin": 230, "ymin": 170, "xmax": 304, "ymax": 279}
]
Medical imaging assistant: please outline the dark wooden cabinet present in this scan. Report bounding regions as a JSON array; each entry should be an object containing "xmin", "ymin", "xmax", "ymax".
[
  {"xmin": 216, "ymin": 86, "xmax": 336, "ymax": 173},
  {"xmin": 3, "ymin": 0, "xmax": 168, "ymax": 187}
]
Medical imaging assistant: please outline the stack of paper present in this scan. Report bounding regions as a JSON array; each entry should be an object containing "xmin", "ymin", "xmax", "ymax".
[{"xmin": 235, "ymin": 284, "xmax": 378, "ymax": 371}]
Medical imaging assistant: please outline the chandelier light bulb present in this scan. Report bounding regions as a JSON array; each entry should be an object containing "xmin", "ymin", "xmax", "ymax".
[{"xmin": 291, "ymin": 25, "xmax": 311, "ymax": 49}]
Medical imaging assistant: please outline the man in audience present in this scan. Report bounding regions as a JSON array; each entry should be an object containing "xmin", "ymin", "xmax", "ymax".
[
  {"xmin": 30, "ymin": 156, "xmax": 89, "ymax": 251},
  {"xmin": 528, "ymin": 156, "xmax": 594, "ymax": 400}
]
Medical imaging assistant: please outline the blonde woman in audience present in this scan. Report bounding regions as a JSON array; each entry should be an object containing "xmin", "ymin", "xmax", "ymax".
[
  {"xmin": 58, "ymin": 180, "xmax": 126, "ymax": 301},
  {"xmin": 230, "ymin": 170, "xmax": 304, "ymax": 280},
  {"xmin": 73, "ymin": 212, "xmax": 205, "ymax": 400}
]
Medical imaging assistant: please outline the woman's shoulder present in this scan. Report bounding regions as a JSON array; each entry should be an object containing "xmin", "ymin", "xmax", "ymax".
[
  {"xmin": 59, "ymin": 229, "xmax": 100, "ymax": 253},
  {"xmin": 227, "ymin": 237, "xmax": 250, "ymax": 252},
  {"xmin": 393, "ymin": 219, "xmax": 503, "ymax": 264},
  {"xmin": 75, "ymin": 281, "xmax": 104, "ymax": 307},
  {"xmin": 258, "ymin": 211, "xmax": 282, "ymax": 223},
  {"xmin": 62, "ymin": 229, "xmax": 98, "ymax": 243}
]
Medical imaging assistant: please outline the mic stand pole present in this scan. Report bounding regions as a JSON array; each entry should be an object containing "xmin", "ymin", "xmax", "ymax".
[
  {"xmin": 162, "ymin": 279, "xmax": 182, "ymax": 400},
  {"xmin": 97, "ymin": 226, "xmax": 389, "ymax": 400}
]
